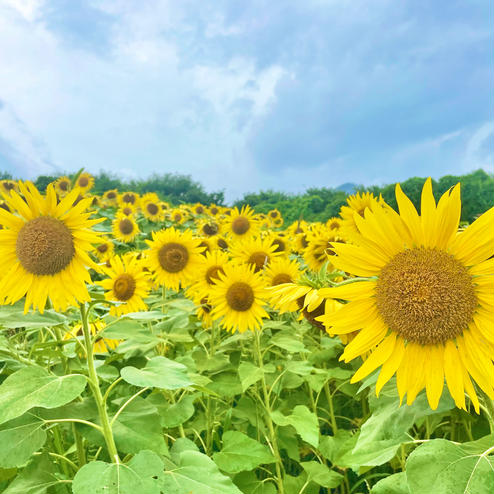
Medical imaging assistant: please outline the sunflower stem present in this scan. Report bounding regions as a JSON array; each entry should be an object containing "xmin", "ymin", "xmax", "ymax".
[
  {"xmin": 254, "ymin": 329, "xmax": 285, "ymax": 494},
  {"xmin": 479, "ymin": 389, "xmax": 494, "ymax": 434},
  {"xmin": 80, "ymin": 303, "xmax": 120, "ymax": 463}
]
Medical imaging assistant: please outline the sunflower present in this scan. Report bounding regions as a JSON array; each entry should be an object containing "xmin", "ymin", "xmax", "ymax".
[
  {"xmin": 339, "ymin": 191, "xmax": 383, "ymax": 242},
  {"xmin": 119, "ymin": 191, "xmax": 140, "ymax": 209},
  {"xmin": 103, "ymin": 189, "xmax": 119, "ymax": 206},
  {"xmin": 197, "ymin": 219, "xmax": 221, "ymax": 238},
  {"xmin": 75, "ymin": 172, "xmax": 94, "ymax": 193},
  {"xmin": 0, "ymin": 179, "xmax": 18, "ymax": 196},
  {"xmin": 169, "ymin": 208, "xmax": 186, "ymax": 225},
  {"xmin": 263, "ymin": 257, "xmax": 302, "ymax": 288},
  {"xmin": 99, "ymin": 254, "xmax": 151, "ymax": 316},
  {"xmin": 317, "ymin": 178, "xmax": 494, "ymax": 411},
  {"xmin": 268, "ymin": 208, "xmax": 281, "ymax": 220},
  {"xmin": 326, "ymin": 217, "xmax": 342, "ymax": 233},
  {"xmin": 223, "ymin": 205, "xmax": 259, "ymax": 239},
  {"xmin": 208, "ymin": 204, "xmax": 220, "ymax": 216},
  {"xmin": 0, "ymin": 182, "xmax": 101, "ymax": 313},
  {"xmin": 146, "ymin": 227, "xmax": 205, "ymax": 291},
  {"xmin": 214, "ymin": 235, "xmax": 230, "ymax": 252},
  {"xmin": 268, "ymin": 233, "xmax": 291, "ymax": 256},
  {"xmin": 94, "ymin": 238, "xmax": 114, "ymax": 261},
  {"xmin": 54, "ymin": 176, "xmax": 72, "ymax": 197},
  {"xmin": 209, "ymin": 263, "xmax": 269, "ymax": 333},
  {"xmin": 141, "ymin": 193, "xmax": 163, "ymax": 222},
  {"xmin": 112, "ymin": 214, "xmax": 139, "ymax": 243},
  {"xmin": 118, "ymin": 205, "xmax": 135, "ymax": 217},
  {"xmin": 188, "ymin": 250, "xmax": 229, "ymax": 298},
  {"xmin": 190, "ymin": 293, "xmax": 214, "ymax": 328},
  {"xmin": 64, "ymin": 320, "xmax": 120, "ymax": 354},
  {"xmin": 272, "ymin": 216, "xmax": 284, "ymax": 228},
  {"xmin": 230, "ymin": 236, "xmax": 281, "ymax": 273},
  {"xmin": 192, "ymin": 203, "xmax": 206, "ymax": 215},
  {"xmin": 303, "ymin": 226, "xmax": 345, "ymax": 272}
]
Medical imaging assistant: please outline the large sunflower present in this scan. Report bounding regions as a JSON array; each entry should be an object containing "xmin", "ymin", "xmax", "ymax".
[
  {"xmin": 112, "ymin": 214, "xmax": 139, "ymax": 242},
  {"xmin": 146, "ymin": 227, "xmax": 205, "ymax": 291},
  {"xmin": 209, "ymin": 263, "xmax": 269, "ymax": 333},
  {"xmin": 99, "ymin": 254, "xmax": 151, "ymax": 316},
  {"xmin": 0, "ymin": 182, "xmax": 101, "ymax": 312},
  {"xmin": 317, "ymin": 178, "xmax": 494, "ymax": 411},
  {"xmin": 223, "ymin": 205, "xmax": 259, "ymax": 239}
]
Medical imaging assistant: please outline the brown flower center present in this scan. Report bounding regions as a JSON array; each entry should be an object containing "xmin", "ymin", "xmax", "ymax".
[
  {"xmin": 3, "ymin": 182, "xmax": 15, "ymax": 191},
  {"xmin": 248, "ymin": 251, "xmax": 269, "ymax": 272},
  {"xmin": 210, "ymin": 207, "xmax": 218, "ymax": 215},
  {"xmin": 297, "ymin": 297, "xmax": 326, "ymax": 331},
  {"xmin": 202, "ymin": 223, "xmax": 219, "ymax": 237},
  {"xmin": 272, "ymin": 238, "xmax": 286, "ymax": 253},
  {"xmin": 173, "ymin": 213, "xmax": 182, "ymax": 222},
  {"xmin": 270, "ymin": 211, "xmax": 278, "ymax": 218},
  {"xmin": 232, "ymin": 216, "xmax": 250, "ymax": 235},
  {"xmin": 226, "ymin": 282, "xmax": 254, "ymax": 311},
  {"xmin": 146, "ymin": 203, "xmax": 159, "ymax": 215},
  {"xmin": 78, "ymin": 176, "xmax": 89, "ymax": 187},
  {"xmin": 271, "ymin": 273, "xmax": 292, "ymax": 286},
  {"xmin": 158, "ymin": 242, "xmax": 189, "ymax": 273},
  {"xmin": 217, "ymin": 238, "xmax": 228, "ymax": 250},
  {"xmin": 97, "ymin": 243, "xmax": 109, "ymax": 253},
  {"xmin": 376, "ymin": 248, "xmax": 477, "ymax": 345},
  {"xmin": 205, "ymin": 265, "xmax": 224, "ymax": 284},
  {"xmin": 107, "ymin": 191, "xmax": 116, "ymax": 199},
  {"xmin": 59, "ymin": 180, "xmax": 69, "ymax": 191},
  {"xmin": 119, "ymin": 219, "xmax": 134, "ymax": 235},
  {"xmin": 122, "ymin": 207, "xmax": 132, "ymax": 216},
  {"xmin": 16, "ymin": 216, "xmax": 75, "ymax": 275},
  {"xmin": 113, "ymin": 273, "xmax": 136, "ymax": 301},
  {"xmin": 195, "ymin": 206, "xmax": 204, "ymax": 214},
  {"xmin": 200, "ymin": 297, "xmax": 212, "ymax": 313},
  {"xmin": 122, "ymin": 193, "xmax": 135, "ymax": 204}
]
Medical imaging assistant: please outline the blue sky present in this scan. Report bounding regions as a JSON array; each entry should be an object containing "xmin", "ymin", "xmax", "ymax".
[{"xmin": 0, "ymin": 0, "xmax": 491, "ymax": 201}]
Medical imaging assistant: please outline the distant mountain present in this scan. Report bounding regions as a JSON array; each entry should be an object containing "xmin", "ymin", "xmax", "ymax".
[{"xmin": 335, "ymin": 182, "xmax": 356, "ymax": 194}]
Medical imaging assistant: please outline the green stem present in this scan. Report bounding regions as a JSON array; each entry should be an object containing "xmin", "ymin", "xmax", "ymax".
[
  {"xmin": 73, "ymin": 423, "xmax": 86, "ymax": 467},
  {"xmin": 323, "ymin": 379, "xmax": 338, "ymax": 433},
  {"xmin": 52, "ymin": 426, "xmax": 70, "ymax": 477},
  {"xmin": 479, "ymin": 389, "xmax": 494, "ymax": 433},
  {"xmin": 254, "ymin": 330, "xmax": 285, "ymax": 494},
  {"xmin": 80, "ymin": 304, "xmax": 120, "ymax": 463}
]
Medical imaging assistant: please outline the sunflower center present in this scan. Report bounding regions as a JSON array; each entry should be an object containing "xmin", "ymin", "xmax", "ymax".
[
  {"xmin": 232, "ymin": 217, "xmax": 250, "ymax": 235},
  {"xmin": 206, "ymin": 265, "xmax": 224, "ymax": 284},
  {"xmin": 217, "ymin": 238, "xmax": 228, "ymax": 250},
  {"xmin": 200, "ymin": 297, "xmax": 212, "ymax": 313},
  {"xmin": 376, "ymin": 248, "xmax": 477, "ymax": 345},
  {"xmin": 158, "ymin": 242, "xmax": 189, "ymax": 273},
  {"xmin": 78, "ymin": 176, "xmax": 89, "ymax": 187},
  {"xmin": 226, "ymin": 282, "xmax": 254, "ymax": 311},
  {"xmin": 173, "ymin": 213, "xmax": 182, "ymax": 222},
  {"xmin": 107, "ymin": 191, "xmax": 116, "ymax": 199},
  {"xmin": 195, "ymin": 206, "xmax": 204, "ymax": 214},
  {"xmin": 210, "ymin": 207, "xmax": 218, "ymax": 215},
  {"xmin": 122, "ymin": 207, "xmax": 132, "ymax": 216},
  {"xmin": 146, "ymin": 203, "xmax": 159, "ymax": 215},
  {"xmin": 4, "ymin": 182, "xmax": 15, "ymax": 190},
  {"xmin": 113, "ymin": 273, "xmax": 136, "ymax": 301},
  {"xmin": 272, "ymin": 239, "xmax": 286, "ymax": 253},
  {"xmin": 300, "ymin": 235, "xmax": 308, "ymax": 249},
  {"xmin": 202, "ymin": 223, "xmax": 219, "ymax": 236},
  {"xmin": 123, "ymin": 193, "xmax": 135, "ymax": 204},
  {"xmin": 271, "ymin": 273, "xmax": 292, "ymax": 286},
  {"xmin": 119, "ymin": 219, "xmax": 134, "ymax": 235},
  {"xmin": 248, "ymin": 251, "xmax": 269, "ymax": 272},
  {"xmin": 59, "ymin": 180, "xmax": 69, "ymax": 191},
  {"xmin": 296, "ymin": 297, "xmax": 325, "ymax": 331},
  {"xmin": 97, "ymin": 244, "xmax": 109, "ymax": 253},
  {"xmin": 270, "ymin": 211, "xmax": 278, "ymax": 218},
  {"xmin": 16, "ymin": 216, "xmax": 75, "ymax": 275}
]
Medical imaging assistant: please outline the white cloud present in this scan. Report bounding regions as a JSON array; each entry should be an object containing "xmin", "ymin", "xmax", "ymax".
[{"xmin": 1, "ymin": 0, "xmax": 44, "ymax": 21}]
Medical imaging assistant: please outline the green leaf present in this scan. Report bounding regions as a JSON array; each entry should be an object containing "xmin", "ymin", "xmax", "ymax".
[
  {"xmin": 406, "ymin": 437, "xmax": 494, "ymax": 494},
  {"xmin": 300, "ymin": 461, "xmax": 344, "ymax": 488},
  {"xmin": 147, "ymin": 394, "xmax": 195, "ymax": 428},
  {"xmin": 270, "ymin": 331, "xmax": 306, "ymax": 353},
  {"xmin": 0, "ymin": 309, "xmax": 67, "ymax": 329},
  {"xmin": 72, "ymin": 450, "xmax": 164, "ymax": 494},
  {"xmin": 233, "ymin": 471, "xmax": 277, "ymax": 494},
  {"xmin": 371, "ymin": 472, "xmax": 411, "ymax": 494},
  {"xmin": 0, "ymin": 415, "xmax": 46, "ymax": 468},
  {"xmin": 271, "ymin": 405, "xmax": 319, "ymax": 447},
  {"xmin": 213, "ymin": 431, "xmax": 275, "ymax": 474},
  {"xmin": 3, "ymin": 453, "xmax": 60, "ymax": 494},
  {"xmin": 0, "ymin": 367, "xmax": 86, "ymax": 425},
  {"xmin": 121, "ymin": 356, "xmax": 193, "ymax": 389},
  {"xmin": 163, "ymin": 443, "xmax": 243, "ymax": 494},
  {"xmin": 319, "ymin": 430, "xmax": 357, "ymax": 467},
  {"xmin": 238, "ymin": 362, "xmax": 264, "ymax": 392}
]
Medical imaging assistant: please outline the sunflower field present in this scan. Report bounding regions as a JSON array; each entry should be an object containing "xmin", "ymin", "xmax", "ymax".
[{"xmin": 0, "ymin": 173, "xmax": 492, "ymax": 494}]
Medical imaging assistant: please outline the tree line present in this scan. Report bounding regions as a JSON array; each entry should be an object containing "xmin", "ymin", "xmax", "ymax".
[{"xmin": 1, "ymin": 168, "xmax": 492, "ymax": 225}]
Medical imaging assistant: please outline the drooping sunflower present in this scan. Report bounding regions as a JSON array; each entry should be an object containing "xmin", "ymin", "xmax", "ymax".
[
  {"xmin": 0, "ymin": 182, "xmax": 101, "ymax": 313},
  {"xmin": 223, "ymin": 205, "xmax": 259, "ymax": 239},
  {"xmin": 339, "ymin": 191, "xmax": 383, "ymax": 242},
  {"xmin": 75, "ymin": 172, "xmax": 94, "ymax": 193},
  {"xmin": 209, "ymin": 263, "xmax": 269, "ymax": 333},
  {"xmin": 112, "ymin": 214, "xmax": 139, "ymax": 243},
  {"xmin": 99, "ymin": 254, "xmax": 151, "ymax": 316},
  {"xmin": 64, "ymin": 320, "xmax": 121, "ymax": 354},
  {"xmin": 54, "ymin": 176, "xmax": 72, "ymax": 197},
  {"xmin": 317, "ymin": 178, "xmax": 494, "ymax": 411},
  {"xmin": 230, "ymin": 236, "xmax": 281, "ymax": 273},
  {"xmin": 146, "ymin": 227, "xmax": 205, "ymax": 291}
]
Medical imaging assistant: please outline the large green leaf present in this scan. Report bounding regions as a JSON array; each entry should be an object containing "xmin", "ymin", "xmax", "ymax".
[
  {"xmin": 371, "ymin": 472, "xmax": 410, "ymax": 494},
  {"xmin": 213, "ymin": 431, "xmax": 275, "ymax": 474},
  {"xmin": 270, "ymin": 331, "xmax": 306, "ymax": 353},
  {"xmin": 0, "ymin": 309, "xmax": 67, "ymax": 329},
  {"xmin": 0, "ymin": 367, "xmax": 86, "ymax": 425},
  {"xmin": 406, "ymin": 437, "xmax": 494, "ymax": 494},
  {"xmin": 233, "ymin": 471, "xmax": 277, "ymax": 494},
  {"xmin": 148, "ymin": 393, "xmax": 196, "ymax": 428},
  {"xmin": 72, "ymin": 450, "xmax": 164, "ymax": 494},
  {"xmin": 163, "ymin": 440, "xmax": 243, "ymax": 494},
  {"xmin": 238, "ymin": 362, "xmax": 264, "ymax": 392},
  {"xmin": 271, "ymin": 405, "xmax": 319, "ymax": 447},
  {"xmin": 0, "ymin": 415, "xmax": 46, "ymax": 468},
  {"xmin": 121, "ymin": 356, "xmax": 193, "ymax": 389},
  {"xmin": 300, "ymin": 461, "xmax": 344, "ymax": 488},
  {"xmin": 3, "ymin": 454, "xmax": 60, "ymax": 494}
]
